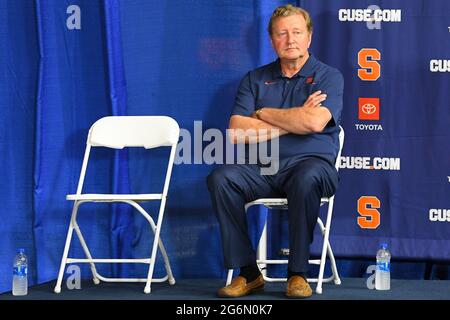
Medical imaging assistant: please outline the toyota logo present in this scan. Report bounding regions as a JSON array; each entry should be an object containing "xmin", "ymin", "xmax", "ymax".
[{"xmin": 362, "ymin": 103, "xmax": 377, "ymax": 115}]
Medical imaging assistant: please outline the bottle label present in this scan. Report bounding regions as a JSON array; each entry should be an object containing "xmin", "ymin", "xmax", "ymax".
[
  {"xmin": 376, "ymin": 261, "xmax": 390, "ymax": 272},
  {"xmin": 13, "ymin": 266, "xmax": 27, "ymax": 277}
]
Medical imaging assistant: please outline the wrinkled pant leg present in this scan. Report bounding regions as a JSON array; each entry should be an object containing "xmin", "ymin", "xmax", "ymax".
[
  {"xmin": 276, "ymin": 158, "xmax": 338, "ymax": 273},
  {"xmin": 207, "ymin": 164, "xmax": 276, "ymax": 268}
]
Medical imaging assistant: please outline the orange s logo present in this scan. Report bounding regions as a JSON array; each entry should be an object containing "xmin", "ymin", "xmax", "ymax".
[
  {"xmin": 358, "ymin": 49, "xmax": 381, "ymax": 81},
  {"xmin": 357, "ymin": 196, "xmax": 380, "ymax": 229}
]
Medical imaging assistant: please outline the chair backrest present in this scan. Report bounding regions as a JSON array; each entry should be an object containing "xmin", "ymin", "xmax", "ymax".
[
  {"xmin": 75, "ymin": 116, "xmax": 180, "ymax": 195},
  {"xmin": 88, "ymin": 116, "xmax": 180, "ymax": 149},
  {"xmin": 335, "ymin": 125, "xmax": 345, "ymax": 172}
]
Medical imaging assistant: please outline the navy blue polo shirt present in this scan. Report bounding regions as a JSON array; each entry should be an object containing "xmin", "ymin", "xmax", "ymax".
[{"xmin": 231, "ymin": 54, "xmax": 344, "ymax": 171}]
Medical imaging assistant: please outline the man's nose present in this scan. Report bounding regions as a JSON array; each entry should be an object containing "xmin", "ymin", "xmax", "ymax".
[{"xmin": 286, "ymin": 33, "xmax": 295, "ymax": 44}]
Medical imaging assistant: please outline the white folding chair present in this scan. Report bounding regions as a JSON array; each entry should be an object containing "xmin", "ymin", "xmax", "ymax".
[
  {"xmin": 54, "ymin": 116, "xmax": 179, "ymax": 294},
  {"xmin": 226, "ymin": 126, "xmax": 345, "ymax": 294}
]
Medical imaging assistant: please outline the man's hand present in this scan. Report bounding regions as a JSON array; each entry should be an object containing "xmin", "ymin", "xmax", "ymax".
[{"xmin": 303, "ymin": 90, "xmax": 327, "ymax": 109}]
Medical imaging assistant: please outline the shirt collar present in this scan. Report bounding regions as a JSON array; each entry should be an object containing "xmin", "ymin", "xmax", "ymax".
[{"xmin": 272, "ymin": 53, "xmax": 317, "ymax": 79}]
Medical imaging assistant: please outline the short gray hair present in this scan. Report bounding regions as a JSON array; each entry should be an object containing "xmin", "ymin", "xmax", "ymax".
[{"xmin": 268, "ymin": 4, "xmax": 313, "ymax": 36}]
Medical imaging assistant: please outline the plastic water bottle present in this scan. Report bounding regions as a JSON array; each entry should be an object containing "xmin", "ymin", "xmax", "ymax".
[
  {"xmin": 375, "ymin": 243, "xmax": 391, "ymax": 290},
  {"xmin": 12, "ymin": 248, "xmax": 28, "ymax": 296}
]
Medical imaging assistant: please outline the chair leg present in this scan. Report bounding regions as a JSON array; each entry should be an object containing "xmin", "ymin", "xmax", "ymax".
[
  {"xmin": 326, "ymin": 242, "xmax": 341, "ymax": 285},
  {"xmin": 316, "ymin": 198, "xmax": 336, "ymax": 294},
  {"xmin": 54, "ymin": 226, "xmax": 74, "ymax": 293},
  {"xmin": 144, "ymin": 200, "xmax": 168, "ymax": 294},
  {"xmin": 144, "ymin": 233, "xmax": 160, "ymax": 293},
  {"xmin": 126, "ymin": 200, "xmax": 175, "ymax": 288},
  {"xmin": 72, "ymin": 211, "xmax": 100, "ymax": 284},
  {"xmin": 323, "ymin": 198, "xmax": 341, "ymax": 285},
  {"xmin": 226, "ymin": 269, "xmax": 234, "ymax": 286},
  {"xmin": 316, "ymin": 240, "xmax": 328, "ymax": 294},
  {"xmin": 155, "ymin": 231, "xmax": 175, "ymax": 285},
  {"xmin": 54, "ymin": 201, "xmax": 79, "ymax": 293},
  {"xmin": 257, "ymin": 220, "xmax": 268, "ymax": 279}
]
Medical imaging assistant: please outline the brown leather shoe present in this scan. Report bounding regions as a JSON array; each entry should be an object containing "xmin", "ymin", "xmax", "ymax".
[
  {"xmin": 217, "ymin": 275, "xmax": 264, "ymax": 298},
  {"xmin": 286, "ymin": 275, "xmax": 312, "ymax": 298}
]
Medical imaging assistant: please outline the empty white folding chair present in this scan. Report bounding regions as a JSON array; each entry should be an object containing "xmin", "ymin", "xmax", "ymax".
[
  {"xmin": 226, "ymin": 126, "xmax": 345, "ymax": 294},
  {"xmin": 54, "ymin": 116, "xmax": 179, "ymax": 294}
]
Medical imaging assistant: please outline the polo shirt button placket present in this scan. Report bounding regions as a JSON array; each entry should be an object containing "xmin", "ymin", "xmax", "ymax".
[{"xmin": 283, "ymin": 79, "xmax": 289, "ymax": 97}]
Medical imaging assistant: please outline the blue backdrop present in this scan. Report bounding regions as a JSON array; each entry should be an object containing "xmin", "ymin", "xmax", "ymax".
[{"xmin": 1, "ymin": 0, "xmax": 449, "ymax": 293}]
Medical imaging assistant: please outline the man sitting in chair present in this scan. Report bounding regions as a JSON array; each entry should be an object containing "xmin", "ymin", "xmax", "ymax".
[{"xmin": 207, "ymin": 4, "xmax": 344, "ymax": 298}]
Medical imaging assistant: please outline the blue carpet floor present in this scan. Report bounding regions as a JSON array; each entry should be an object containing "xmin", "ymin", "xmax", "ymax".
[{"xmin": 1, "ymin": 278, "xmax": 449, "ymax": 300}]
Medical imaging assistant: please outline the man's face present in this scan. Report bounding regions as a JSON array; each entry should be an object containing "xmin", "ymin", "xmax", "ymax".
[{"xmin": 270, "ymin": 14, "xmax": 312, "ymax": 62}]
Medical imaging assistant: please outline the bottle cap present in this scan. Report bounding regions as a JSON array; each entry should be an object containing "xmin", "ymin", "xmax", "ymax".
[
  {"xmin": 19, "ymin": 248, "xmax": 25, "ymax": 254},
  {"xmin": 380, "ymin": 243, "xmax": 388, "ymax": 249}
]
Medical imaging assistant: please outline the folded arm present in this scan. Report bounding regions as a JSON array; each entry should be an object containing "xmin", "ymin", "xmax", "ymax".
[
  {"xmin": 228, "ymin": 115, "xmax": 289, "ymax": 144},
  {"xmin": 257, "ymin": 90, "xmax": 332, "ymax": 135}
]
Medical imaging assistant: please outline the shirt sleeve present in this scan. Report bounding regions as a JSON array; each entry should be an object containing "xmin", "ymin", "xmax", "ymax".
[
  {"xmin": 230, "ymin": 72, "xmax": 257, "ymax": 117},
  {"xmin": 317, "ymin": 69, "xmax": 344, "ymax": 128}
]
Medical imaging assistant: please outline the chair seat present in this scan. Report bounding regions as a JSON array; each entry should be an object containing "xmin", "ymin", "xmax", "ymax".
[
  {"xmin": 66, "ymin": 194, "xmax": 163, "ymax": 201},
  {"xmin": 246, "ymin": 197, "xmax": 329, "ymax": 209}
]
